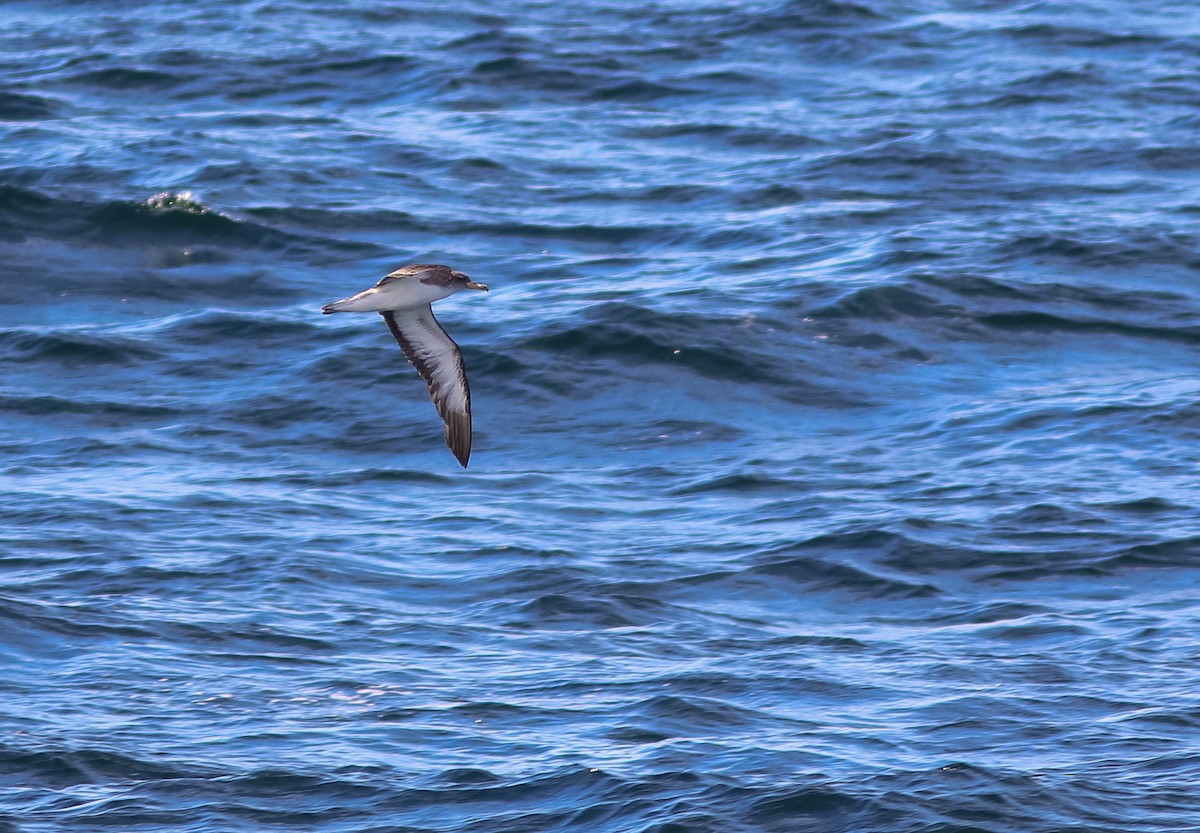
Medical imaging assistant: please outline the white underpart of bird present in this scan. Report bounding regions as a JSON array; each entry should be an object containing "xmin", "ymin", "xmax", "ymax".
[{"xmin": 322, "ymin": 264, "xmax": 489, "ymax": 467}]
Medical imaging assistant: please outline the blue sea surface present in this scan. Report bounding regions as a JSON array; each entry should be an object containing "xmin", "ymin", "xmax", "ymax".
[{"xmin": 3, "ymin": 1, "xmax": 1200, "ymax": 830}]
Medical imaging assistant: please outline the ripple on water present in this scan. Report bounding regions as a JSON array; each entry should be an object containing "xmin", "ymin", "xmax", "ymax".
[{"xmin": 4, "ymin": 0, "xmax": 1200, "ymax": 831}]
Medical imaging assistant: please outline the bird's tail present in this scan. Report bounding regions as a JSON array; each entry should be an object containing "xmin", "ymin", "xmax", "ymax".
[
  {"xmin": 321, "ymin": 288, "xmax": 383, "ymax": 314},
  {"xmin": 322, "ymin": 297, "xmax": 360, "ymax": 314}
]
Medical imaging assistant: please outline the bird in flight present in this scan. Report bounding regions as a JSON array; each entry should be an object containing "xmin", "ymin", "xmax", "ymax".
[{"xmin": 322, "ymin": 264, "xmax": 489, "ymax": 467}]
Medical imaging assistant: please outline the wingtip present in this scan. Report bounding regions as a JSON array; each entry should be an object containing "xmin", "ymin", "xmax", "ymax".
[
  {"xmin": 450, "ymin": 437, "xmax": 471, "ymax": 468},
  {"xmin": 445, "ymin": 413, "xmax": 472, "ymax": 469}
]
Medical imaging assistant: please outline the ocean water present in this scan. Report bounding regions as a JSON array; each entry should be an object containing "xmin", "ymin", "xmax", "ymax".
[{"xmin": 3, "ymin": 0, "xmax": 1200, "ymax": 830}]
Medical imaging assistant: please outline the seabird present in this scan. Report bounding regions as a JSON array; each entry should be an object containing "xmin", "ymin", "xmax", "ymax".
[{"xmin": 322, "ymin": 264, "xmax": 489, "ymax": 467}]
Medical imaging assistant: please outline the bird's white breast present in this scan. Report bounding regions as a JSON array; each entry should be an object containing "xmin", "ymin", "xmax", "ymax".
[
  {"xmin": 327, "ymin": 277, "xmax": 458, "ymax": 313},
  {"xmin": 377, "ymin": 277, "xmax": 457, "ymax": 309}
]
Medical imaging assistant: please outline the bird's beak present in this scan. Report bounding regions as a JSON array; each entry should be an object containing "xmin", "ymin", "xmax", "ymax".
[{"xmin": 464, "ymin": 281, "xmax": 489, "ymax": 291}]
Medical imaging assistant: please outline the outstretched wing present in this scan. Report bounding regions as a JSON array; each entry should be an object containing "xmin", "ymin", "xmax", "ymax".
[{"xmin": 380, "ymin": 306, "xmax": 472, "ymax": 467}]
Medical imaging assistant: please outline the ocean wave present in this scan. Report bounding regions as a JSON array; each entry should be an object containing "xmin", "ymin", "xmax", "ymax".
[
  {"xmin": 161, "ymin": 310, "xmax": 324, "ymax": 349},
  {"xmin": 747, "ymin": 547, "xmax": 941, "ymax": 599},
  {"xmin": 670, "ymin": 473, "xmax": 804, "ymax": 495},
  {"xmin": 53, "ymin": 48, "xmax": 435, "ymax": 108},
  {"xmin": 0, "ymin": 744, "xmax": 201, "ymax": 788},
  {"xmin": 726, "ymin": 0, "xmax": 888, "ymax": 37},
  {"xmin": 246, "ymin": 205, "xmax": 427, "ymax": 233},
  {"xmin": 66, "ymin": 66, "xmax": 195, "ymax": 92},
  {"xmin": 519, "ymin": 302, "xmax": 816, "ymax": 389},
  {"xmin": 0, "ymin": 187, "xmax": 375, "ymax": 262},
  {"xmin": 90, "ymin": 192, "xmax": 298, "ymax": 248},
  {"xmin": 291, "ymin": 52, "xmax": 422, "ymax": 80},
  {"xmin": 0, "ymin": 597, "xmax": 152, "ymax": 643},
  {"xmin": 976, "ymin": 310, "xmax": 1200, "ymax": 344},
  {"xmin": 442, "ymin": 53, "xmax": 705, "ymax": 106},
  {"xmin": 0, "ymin": 328, "xmax": 161, "ymax": 366},
  {"xmin": 0, "ymin": 392, "xmax": 183, "ymax": 420},
  {"xmin": 0, "ymin": 92, "xmax": 62, "ymax": 121},
  {"xmin": 625, "ymin": 122, "xmax": 821, "ymax": 152},
  {"xmin": 806, "ymin": 273, "xmax": 1200, "ymax": 348},
  {"xmin": 512, "ymin": 591, "xmax": 677, "ymax": 629},
  {"xmin": 998, "ymin": 227, "xmax": 1200, "ymax": 269},
  {"xmin": 806, "ymin": 133, "xmax": 1010, "ymax": 185},
  {"xmin": 1002, "ymin": 23, "xmax": 1170, "ymax": 50}
]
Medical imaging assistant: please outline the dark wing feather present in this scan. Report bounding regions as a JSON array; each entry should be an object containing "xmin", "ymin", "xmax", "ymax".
[{"xmin": 380, "ymin": 307, "xmax": 473, "ymax": 467}]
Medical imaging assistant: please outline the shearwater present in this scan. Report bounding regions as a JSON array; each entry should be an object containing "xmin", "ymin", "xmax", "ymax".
[{"xmin": 322, "ymin": 264, "xmax": 489, "ymax": 467}]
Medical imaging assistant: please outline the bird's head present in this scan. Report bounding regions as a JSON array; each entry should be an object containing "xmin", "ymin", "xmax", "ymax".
[{"xmin": 452, "ymin": 271, "xmax": 488, "ymax": 292}]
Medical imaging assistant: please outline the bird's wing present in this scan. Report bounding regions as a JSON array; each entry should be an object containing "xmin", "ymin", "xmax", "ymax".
[{"xmin": 380, "ymin": 306, "xmax": 472, "ymax": 467}]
